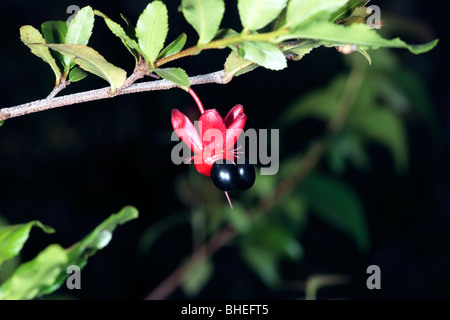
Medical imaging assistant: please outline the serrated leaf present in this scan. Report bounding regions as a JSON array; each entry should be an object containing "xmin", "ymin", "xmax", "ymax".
[
  {"xmin": 0, "ymin": 244, "xmax": 68, "ymax": 300},
  {"xmin": 224, "ymin": 50, "xmax": 257, "ymax": 82},
  {"xmin": 20, "ymin": 25, "xmax": 61, "ymax": 84},
  {"xmin": 41, "ymin": 21, "xmax": 68, "ymax": 68},
  {"xmin": 39, "ymin": 206, "xmax": 139, "ymax": 297},
  {"xmin": 121, "ymin": 14, "xmax": 136, "ymax": 39},
  {"xmin": 44, "ymin": 43, "xmax": 127, "ymax": 93},
  {"xmin": 154, "ymin": 67, "xmax": 190, "ymax": 89},
  {"xmin": 95, "ymin": 10, "xmax": 142, "ymax": 62},
  {"xmin": 68, "ymin": 66, "xmax": 88, "ymax": 82},
  {"xmin": 64, "ymin": 6, "xmax": 95, "ymax": 68},
  {"xmin": 181, "ymin": 0, "xmax": 225, "ymax": 45},
  {"xmin": 41, "ymin": 21, "xmax": 67, "ymax": 44},
  {"xmin": 5, "ymin": 206, "xmax": 138, "ymax": 300},
  {"xmin": 65, "ymin": 206, "xmax": 138, "ymax": 265},
  {"xmin": 300, "ymin": 173, "xmax": 370, "ymax": 252},
  {"xmin": 0, "ymin": 221, "xmax": 54, "ymax": 267},
  {"xmin": 286, "ymin": 0, "xmax": 348, "ymax": 27},
  {"xmin": 136, "ymin": 1, "xmax": 168, "ymax": 65},
  {"xmin": 157, "ymin": 33, "xmax": 187, "ymax": 59},
  {"xmin": 65, "ymin": 6, "xmax": 94, "ymax": 45},
  {"xmin": 330, "ymin": 0, "xmax": 370, "ymax": 22},
  {"xmin": 284, "ymin": 21, "xmax": 439, "ymax": 55},
  {"xmin": 238, "ymin": 0, "xmax": 288, "ymax": 32},
  {"xmin": 181, "ymin": 259, "xmax": 214, "ymax": 297},
  {"xmin": 230, "ymin": 41, "xmax": 287, "ymax": 70}
]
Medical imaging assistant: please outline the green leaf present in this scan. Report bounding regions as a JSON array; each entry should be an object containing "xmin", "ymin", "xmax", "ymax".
[
  {"xmin": 64, "ymin": 206, "xmax": 138, "ymax": 269},
  {"xmin": 45, "ymin": 43, "xmax": 127, "ymax": 93},
  {"xmin": 157, "ymin": 33, "xmax": 187, "ymax": 59},
  {"xmin": 0, "ymin": 221, "xmax": 54, "ymax": 267},
  {"xmin": 238, "ymin": 0, "xmax": 288, "ymax": 32},
  {"xmin": 43, "ymin": 206, "xmax": 138, "ymax": 299},
  {"xmin": 0, "ymin": 244, "xmax": 68, "ymax": 300},
  {"xmin": 278, "ymin": 74, "xmax": 346, "ymax": 126},
  {"xmin": 330, "ymin": 0, "xmax": 370, "ymax": 22},
  {"xmin": 41, "ymin": 21, "xmax": 67, "ymax": 44},
  {"xmin": 0, "ymin": 121, "xmax": 4, "ymax": 127},
  {"xmin": 239, "ymin": 221, "xmax": 303, "ymax": 287},
  {"xmin": 181, "ymin": 0, "xmax": 225, "ymax": 45},
  {"xmin": 136, "ymin": 1, "xmax": 169, "ymax": 65},
  {"xmin": 0, "ymin": 206, "xmax": 137, "ymax": 300},
  {"xmin": 350, "ymin": 108, "xmax": 408, "ymax": 172},
  {"xmin": 223, "ymin": 50, "xmax": 257, "ymax": 82},
  {"xmin": 326, "ymin": 129, "xmax": 370, "ymax": 174},
  {"xmin": 223, "ymin": 204, "xmax": 252, "ymax": 233},
  {"xmin": 41, "ymin": 21, "xmax": 69, "ymax": 69},
  {"xmin": 300, "ymin": 173, "xmax": 370, "ymax": 252},
  {"xmin": 181, "ymin": 259, "xmax": 214, "ymax": 297},
  {"xmin": 20, "ymin": 25, "xmax": 61, "ymax": 84},
  {"xmin": 65, "ymin": 6, "xmax": 94, "ymax": 45},
  {"xmin": 95, "ymin": 10, "xmax": 142, "ymax": 61},
  {"xmin": 121, "ymin": 14, "xmax": 136, "ymax": 39},
  {"xmin": 239, "ymin": 242, "xmax": 281, "ymax": 287},
  {"xmin": 230, "ymin": 41, "xmax": 287, "ymax": 70},
  {"xmin": 154, "ymin": 67, "xmax": 190, "ymax": 90},
  {"xmin": 285, "ymin": 21, "xmax": 439, "ymax": 55},
  {"xmin": 64, "ymin": 6, "xmax": 95, "ymax": 68},
  {"xmin": 281, "ymin": 40, "xmax": 320, "ymax": 61},
  {"xmin": 68, "ymin": 66, "xmax": 88, "ymax": 82},
  {"xmin": 286, "ymin": 0, "xmax": 348, "ymax": 27}
]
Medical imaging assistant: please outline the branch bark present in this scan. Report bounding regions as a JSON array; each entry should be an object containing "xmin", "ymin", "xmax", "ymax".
[{"xmin": 0, "ymin": 70, "xmax": 227, "ymax": 121}]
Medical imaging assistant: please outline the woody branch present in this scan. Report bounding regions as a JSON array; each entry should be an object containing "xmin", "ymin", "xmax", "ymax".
[{"xmin": 0, "ymin": 70, "xmax": 227, "ymax": 121}]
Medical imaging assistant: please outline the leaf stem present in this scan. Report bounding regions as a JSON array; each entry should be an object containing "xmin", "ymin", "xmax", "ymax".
[{"xmin": 154, "ymin": 28, "xmax": 288, "ymax": 68}]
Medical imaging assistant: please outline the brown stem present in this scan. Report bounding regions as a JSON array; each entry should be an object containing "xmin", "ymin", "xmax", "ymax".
[
  {"xmin": 0, "ymin": 71, "xmax": 227, "ymax": 121},
  {"xmin": 46, "ymin": 78, "xmax": 69, "ymax": 99}
]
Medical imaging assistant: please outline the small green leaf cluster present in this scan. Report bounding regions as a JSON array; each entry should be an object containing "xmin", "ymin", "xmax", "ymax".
[{"xmin": 20, "ymin": 1, "xmax": 438, "ymax": 94}]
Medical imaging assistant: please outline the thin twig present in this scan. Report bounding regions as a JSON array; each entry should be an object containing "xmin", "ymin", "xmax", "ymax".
[
  {"xmin": 0, "ymin": 70, "xmax": 227, "ymax": 121},
  {"xmin": 46, "ymin": 79, "xmax": 68, "ymax": 99},
  {"xmin": 144, "ymin": 225, "xmax": 236, "ymax": 300},
  {"xmin": 144, "ymin": 64, "xmax": 366, "ymax": 300}
]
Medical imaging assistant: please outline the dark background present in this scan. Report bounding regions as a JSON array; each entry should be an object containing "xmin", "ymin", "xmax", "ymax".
[{"xmin": 0, "ymin": 1, "xmax": 448, "ymax": 299}]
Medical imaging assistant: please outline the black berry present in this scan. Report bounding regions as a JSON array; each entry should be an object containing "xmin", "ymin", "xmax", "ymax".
[
  {"xmin": 210, "ymin": 160, "xmax": 237, "ymax": 191},
  {"xmin": 236, "ymin": 162, "xmax": 255, "ymax": 190}
]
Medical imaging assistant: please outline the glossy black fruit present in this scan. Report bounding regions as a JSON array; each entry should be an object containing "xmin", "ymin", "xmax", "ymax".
[
  {"xmin": 210, "ymin": 160, "xmax": 237, "ymax": 191},
  {"xmin": 236, "ymin": 162, "xmax": 256, "ymax": 190}
]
